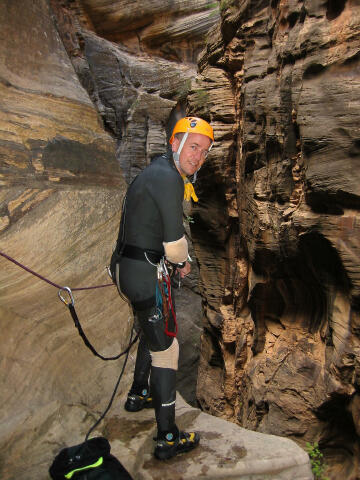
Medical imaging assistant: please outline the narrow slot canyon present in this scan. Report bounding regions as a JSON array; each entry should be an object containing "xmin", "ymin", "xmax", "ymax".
[{"xmin": 1, "ymin": 1, "xmax": 360, "ymax": 479}]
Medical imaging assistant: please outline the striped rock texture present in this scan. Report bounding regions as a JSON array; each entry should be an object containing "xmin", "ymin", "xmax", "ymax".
[
  {"xmin": 187, "ymin": 1, "xmax": 360, "ymax": 479},
  {"xmin": 49, "ymin": 0, "xmax": 219, "ymax": 182},
  {"xmin": 0, "ymin": 1, "xmax": 131, "ymax": 478},
  {"xmin": 72, "ymin": 0, "xmax": 220, "ymax": 62}
]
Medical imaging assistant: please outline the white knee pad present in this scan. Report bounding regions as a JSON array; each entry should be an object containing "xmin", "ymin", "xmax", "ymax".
[{"xmin": 150, "ymin": 337, "xmax": 179, "ymax": 371}]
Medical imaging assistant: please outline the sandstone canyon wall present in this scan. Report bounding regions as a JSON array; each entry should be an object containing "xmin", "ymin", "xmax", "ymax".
[
  {"xmin": 49, "ymin": 0, "xmax": 220, "ymax": 182},
  {"xmin": 0, "ymin": 1, "xmax": 132, "ymax": 478},
  {"xmin": 188, "ymin": 1, "xmax": 360, "ymax": 479}
]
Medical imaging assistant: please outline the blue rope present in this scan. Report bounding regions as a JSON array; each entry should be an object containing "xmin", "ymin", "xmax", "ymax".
[
  {"xmin": 156, "ymin": 282, "xmax": 163, "ymax": 308},
  {"xmin": 156, "ymin": 280, "xmax": 169, "ymax": 309}
]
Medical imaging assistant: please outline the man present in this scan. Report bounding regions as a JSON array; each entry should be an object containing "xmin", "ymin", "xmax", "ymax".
[{"xmin": 111, "ymin": 117, "xmax": 214, "ymax": 460}]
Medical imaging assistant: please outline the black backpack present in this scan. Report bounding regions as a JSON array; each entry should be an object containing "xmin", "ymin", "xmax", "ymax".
[{"xmin": 49, "ymin": 437, "xmax": 133, "ymax": 480}]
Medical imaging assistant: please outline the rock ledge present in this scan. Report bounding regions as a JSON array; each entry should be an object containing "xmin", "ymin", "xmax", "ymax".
[{"xmin": 106, "ymin": 394, "xmax": 312, "ymax": 480}]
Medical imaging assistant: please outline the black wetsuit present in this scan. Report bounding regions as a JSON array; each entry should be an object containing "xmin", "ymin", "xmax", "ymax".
[
  {"xmin": 112, "ymin": 152, "xmax": 184, "ymax": 437},
  {"xmin": 117, "ymin": 152, "xmax": 184, "ymax": 308}
]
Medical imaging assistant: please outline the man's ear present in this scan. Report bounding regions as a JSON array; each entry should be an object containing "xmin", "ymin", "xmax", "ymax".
[{"xmin": 171, "ymin": 137, "xmax": 179, "ymax": 152}]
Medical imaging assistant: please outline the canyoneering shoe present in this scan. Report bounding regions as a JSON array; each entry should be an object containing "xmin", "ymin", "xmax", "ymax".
[
  {"xmin": 154, "ymin": 431, "xmax": 200, "ymax": 460},
  {"xmin": 124, "ymin": 389, "xmax": 153, "ymax": 412}
]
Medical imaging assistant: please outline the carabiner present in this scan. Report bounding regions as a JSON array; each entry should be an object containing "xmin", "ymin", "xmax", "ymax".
[
  {"xmin": 58, "ymin": 286, "xmax": 75, "ymax": 307},
  {"xmin": 157, "ymin": 259, "xmax": 165, "ymax": 280},
  {"xmin": 161, "ymin": 258, "xmax": 169, "ymax": 277},
  {"xmin": 106, "ymin": 265, "xmax": 112, "ymax": 280}
]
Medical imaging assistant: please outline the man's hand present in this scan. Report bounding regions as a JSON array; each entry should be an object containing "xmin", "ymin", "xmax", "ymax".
[{"xmin": 177, "ymin": 261, "xmax": 191, "ymax": 278}]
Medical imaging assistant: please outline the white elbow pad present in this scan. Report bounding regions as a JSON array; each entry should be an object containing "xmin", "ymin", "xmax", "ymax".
[{"xmin": 163, "ymin": 235, "xmax": 188, "ymax": 263}]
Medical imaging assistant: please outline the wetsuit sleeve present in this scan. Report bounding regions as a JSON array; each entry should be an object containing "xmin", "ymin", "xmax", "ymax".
[{"xmin": 150, "ymin": 170, "xmax": 184, "ymax": 243}]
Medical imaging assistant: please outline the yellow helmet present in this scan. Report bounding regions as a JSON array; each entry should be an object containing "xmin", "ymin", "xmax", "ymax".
[{"xmin": 169, "ymin": 116, "xmax": 214, "ymax": 144}]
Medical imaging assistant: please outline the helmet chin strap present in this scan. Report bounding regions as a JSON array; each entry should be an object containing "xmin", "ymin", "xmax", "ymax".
[
  {"xmin": 192, "ymin": 169, "xmax": 199, "ymax": 183},
  {"xmin": 172, "ymin": 131, "xmax": 188, "ymax": 170}
]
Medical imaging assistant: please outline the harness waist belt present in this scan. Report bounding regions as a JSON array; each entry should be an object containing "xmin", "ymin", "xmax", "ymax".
[{"xmin": 121, "ymin": 244, "xmax": 163, "ymax": 264}]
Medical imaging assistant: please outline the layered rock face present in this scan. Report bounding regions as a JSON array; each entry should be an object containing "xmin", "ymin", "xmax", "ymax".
[
  {"xmin": 74, "ymin": 0, "xmax": 220, "ymax": 63},
  {"xmin": 50, "ymin": 0, "xmax": 220, "ymax": 182},
  {"xmin": 0, "ymin": 1, "xmax": 132, "ymax": 478},
  {"xmin": 190, "ymin": 1, "xmax": 360, "ymax": 478}
]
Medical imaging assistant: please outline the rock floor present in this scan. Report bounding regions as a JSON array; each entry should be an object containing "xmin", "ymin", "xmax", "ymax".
[{"xmin": 105, "ymin": 393, "xmax": 313, "ymax": 480}]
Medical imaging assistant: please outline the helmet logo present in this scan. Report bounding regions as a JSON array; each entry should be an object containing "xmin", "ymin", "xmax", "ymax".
[{"xmin": 190, "ymin": 119, "xmax": 197, "ymax": 128}]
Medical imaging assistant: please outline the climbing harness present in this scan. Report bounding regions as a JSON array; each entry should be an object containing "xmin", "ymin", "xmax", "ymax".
[
  {"xmin": 116, "ymin": 244, "xmax": 163, "ymax": 265},
  {"xmin": 112, "ymin": 241, "xmax": 179, "ymax": 338}
]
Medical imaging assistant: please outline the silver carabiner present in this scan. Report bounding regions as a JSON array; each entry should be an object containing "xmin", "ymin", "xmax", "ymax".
[
  {"xmin": 158, "ymin": 258, "xmax": 165, "ymax": 280},
  {"xmin": 106, "ymin": 265, "xmax": 112, "ymax": 280},
  {"xmin": 160, "ymin": 258, "xmax": 169, "ymax": 277},
  {"xmin": 58, "ymin": 286, "xmax": 75, "ymax": 306}
]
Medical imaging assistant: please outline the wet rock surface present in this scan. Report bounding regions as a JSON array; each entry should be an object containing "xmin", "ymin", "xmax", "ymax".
[{"xmin": 102, "ymin": 394, "xmax": 312, "ymax": 480}]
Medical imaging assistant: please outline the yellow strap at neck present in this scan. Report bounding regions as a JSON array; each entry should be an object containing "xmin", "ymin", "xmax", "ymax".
[{"xmin": 182, "ymin": 175, "xmax": 198, "ymax": 202}]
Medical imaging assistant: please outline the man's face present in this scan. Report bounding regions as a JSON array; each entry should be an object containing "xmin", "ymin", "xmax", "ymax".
[{"xmin": 172, "ymin": 132, "xmax": 212, "ymax": 177}]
